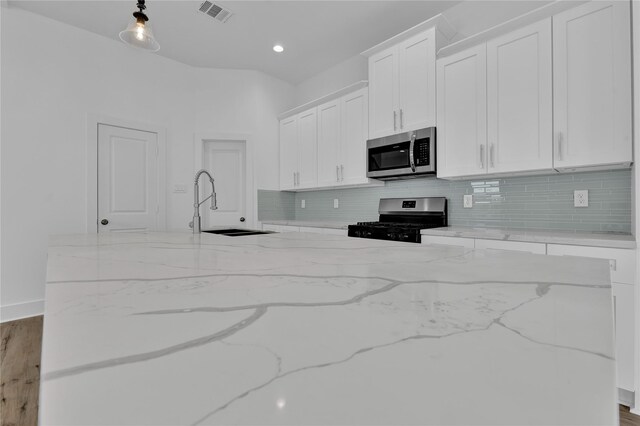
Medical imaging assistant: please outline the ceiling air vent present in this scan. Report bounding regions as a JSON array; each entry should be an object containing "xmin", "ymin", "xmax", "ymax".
[{"xmin": 198, "ymin": 2, "xmax": 233, "ymax": 23}]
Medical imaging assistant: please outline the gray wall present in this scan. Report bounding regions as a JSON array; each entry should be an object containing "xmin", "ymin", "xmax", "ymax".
[{"xmin": 259, "ymin": 170, "xmax": 632, "ymax": 233}]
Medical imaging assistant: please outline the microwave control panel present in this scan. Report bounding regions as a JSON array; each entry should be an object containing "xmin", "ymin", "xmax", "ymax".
[{"xmin": 415, "ymin": 140, "xmax": 430, "ymax": 166}]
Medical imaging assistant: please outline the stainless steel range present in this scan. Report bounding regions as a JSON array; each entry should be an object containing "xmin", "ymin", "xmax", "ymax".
[{"xmin": 348, "ymin": 197, "xmax": 447, "ymax": 243}]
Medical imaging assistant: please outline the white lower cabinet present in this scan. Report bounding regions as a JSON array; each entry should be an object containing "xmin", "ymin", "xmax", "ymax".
[
  {"xmin": 546, "ymin": 243, "xmax": 636, "ymax": 395},
  {"xmin": 421, "ymin": 235, "xmax": 475, "ymax": 249},
  {"xmin": 262, "ymin": 224, "xmax": 299, "ymax": 233},
  {"xmin": 262, "ymin": 224, "xmax": 346, "ymax": 236},
  {"xmin": 298, "ymin": 226, "xmax": 325, "ymax": 234},
  {"xmin": 474, "ymin": 239, "xmax": 546, "ymax": 254},
  {"xmin": 612, "ymin": 282, "xmax": 635, "ymax": 393}
]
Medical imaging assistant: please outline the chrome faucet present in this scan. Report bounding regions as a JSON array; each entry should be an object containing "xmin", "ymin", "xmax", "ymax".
[{"xmin": 192, "ymin": 169, "xmax": 217, "ymax": 233}]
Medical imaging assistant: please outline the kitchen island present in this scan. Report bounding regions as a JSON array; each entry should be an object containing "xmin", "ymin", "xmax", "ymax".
[{"xmin": 41, "ymin": 231, "xmax": 617, "ymax": 425}]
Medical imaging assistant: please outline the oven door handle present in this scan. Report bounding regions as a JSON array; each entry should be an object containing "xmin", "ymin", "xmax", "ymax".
[{"xmin": 409, "ymin": 132, "xmax": 417, "ymax": 172}]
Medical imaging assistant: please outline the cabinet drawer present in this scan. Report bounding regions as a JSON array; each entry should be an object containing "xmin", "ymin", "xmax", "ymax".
[
  {"xmin": 475, "ymin": 239, "xmax": 546, "ymax": 254},
  {"xmin": 612, "ymin": 282, "xmax": 635, "ymax": 392},
  {"xmin": 421, "ymin": 235, "xmax": 475, "ymax": 249},
  {"xmin": 546, "ymin": 244, "xmax": 636, "ymax": 285}
]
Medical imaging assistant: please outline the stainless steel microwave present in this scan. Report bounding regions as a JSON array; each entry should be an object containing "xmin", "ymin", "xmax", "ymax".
[{"xmin": 366, "ymin": 127, "xmax": 436, "ymax": 180}]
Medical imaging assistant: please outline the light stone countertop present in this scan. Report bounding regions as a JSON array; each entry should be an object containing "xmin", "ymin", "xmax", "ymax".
[
  {"xmin": 421, "ymin": 226, "xmax": 636, "ymax": 249},
  {"xmin": 41, "ymin": 231, "xmax": 616, "ymax": 425}
]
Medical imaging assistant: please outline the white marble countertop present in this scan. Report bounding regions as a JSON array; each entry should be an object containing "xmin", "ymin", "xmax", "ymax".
[
  {"xmin": 261, "ymin": 220, "xmax": 351, "ymax": 229},
  {"xmin": 41, "ymin": 231, "xmax": 617, "ymax": 425},
  {"xmin": 421, "ymin": 226, "xmax": 636, "ymax": 249}
]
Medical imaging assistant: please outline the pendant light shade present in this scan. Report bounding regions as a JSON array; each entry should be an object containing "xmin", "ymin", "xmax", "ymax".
[{"xmin": 119, "ymin": 0, "xmax": 160, "ymax": 52}]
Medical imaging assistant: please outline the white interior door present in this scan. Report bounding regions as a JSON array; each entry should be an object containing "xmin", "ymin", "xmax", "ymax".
[
  {"xmin": 97, "ymin": 124, "xmax": 159, "ymax": 232},
  {"xmin": 202, "ymin": 140, "xmax": 246, "ymax": 228}
]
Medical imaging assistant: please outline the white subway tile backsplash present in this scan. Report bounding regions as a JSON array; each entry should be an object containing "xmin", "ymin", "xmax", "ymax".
[{"xmin": 258, "ymin": 170, "xmax": 632, "ymax": 233}]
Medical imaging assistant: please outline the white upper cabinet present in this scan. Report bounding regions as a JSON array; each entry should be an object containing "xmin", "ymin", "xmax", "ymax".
[
  {"xmin": 297, "ymin": 108, "xmax": 318, "ymax": 189},
  {"xmin": 486, "ymin": 19, "xmax": 553, "ymax": 174},
  {"xmin": 436, "ymin": 44, "xmax": 487, "ymax": 178},
  {"xmin": 278, "ymin": 108, "xmax": 317, "ymax": 191},
  {"xmin": 317, "ymin": 99, "xmax": 342, "ymax": 187},
  {"xmin": 367, "ymin": 25, "xmax": 443, "ymax": 139},
  {"xmin": 279, "ymin": 115, "xmax": 298, "ymax": 190},
  {"xmin": 317, "ymin": 88, "xmax": 371, "ymax": 187},
  {"xmin": 398, "ymin": 30, "xmax": 437, "ymax": 134},
  {"xmin": 368, "ymin": 48, "xmax": 398, "ymax": 139},
  {"xmin": 340, "ymin": 88, "xmax": 369, "ymax": 185},
  {"xmin": 552, "ymin": 1, "xmax": 632, "ymax": 170},
  {"xmin": 279, "ymin": 84, "xmax": 380, "ymax": 191}
]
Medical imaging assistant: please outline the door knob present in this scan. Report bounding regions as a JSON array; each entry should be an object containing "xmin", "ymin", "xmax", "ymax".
[
  {"xmin": 100, "ymin": 219, "xmax": 109, "ymax": 225},
  {"xmin": 240, "ymin": 217, "xmax": 245, "ymax": 222}
]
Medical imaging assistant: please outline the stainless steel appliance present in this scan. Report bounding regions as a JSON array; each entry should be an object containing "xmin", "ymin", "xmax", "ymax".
[
  {"xmin": 366, "ymin": 127, "xmax": 436, "ymax": 180},
  {"xmin": 348, "ymin": 197, "xmax": 447, "ymax": 243}
]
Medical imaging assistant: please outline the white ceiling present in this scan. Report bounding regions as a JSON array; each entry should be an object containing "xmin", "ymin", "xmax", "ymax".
[{"xmin": 8, "ymin": 0, "xmax": 464, "ymax": 84}]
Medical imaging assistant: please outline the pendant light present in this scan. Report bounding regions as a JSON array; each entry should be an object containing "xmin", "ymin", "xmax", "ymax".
[{"xmin": 119, "ymin": 0, "xmax": 160, "ymax": 52}]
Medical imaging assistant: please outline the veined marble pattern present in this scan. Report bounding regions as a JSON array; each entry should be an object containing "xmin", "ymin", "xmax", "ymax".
[{"xmin": 41, "ymin": 232, "xmax": 617, "ymax": 425}]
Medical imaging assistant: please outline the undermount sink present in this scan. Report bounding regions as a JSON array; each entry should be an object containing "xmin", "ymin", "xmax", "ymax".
[{"xmin": 202, "ymin": 229, "xmax": 274, "ymax": 237}]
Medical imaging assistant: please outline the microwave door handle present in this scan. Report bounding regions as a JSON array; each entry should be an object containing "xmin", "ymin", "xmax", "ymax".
[{"xmin": 409, "ymin": 133, "xmax": 417, "ymax": 172}]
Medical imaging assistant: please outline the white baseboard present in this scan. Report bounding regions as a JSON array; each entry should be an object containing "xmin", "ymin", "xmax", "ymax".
[
  {"xmin": 619, "ymin": 388, "xmax": 635, "ymax": 408},
  {"xmin": 1, "ymin": 299, "xmax": 44, "ymax": 322}
]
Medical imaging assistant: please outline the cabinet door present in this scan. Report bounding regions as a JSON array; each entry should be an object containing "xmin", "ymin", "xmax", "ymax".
[
  {"xmin": 317, "ymin": 100, "xmax": 341, "ymax": 187},
  {"xmin": 279, "ymin": 116, "xmax": 298, "ymax": 190},
  {"xmin": 487, "ymin": 19, "xmax": 553, "ymax": 174},
  {"xmin": 612, "ymin": 283, "xmax": 635, "ymax": 392},
  {"xmin": 553, "ymin": 1, "xmax": 632, "ymax": 169},
  {"xmin": 398, "ymin": 28, "xmax": 436, "ymax": 132},
  {"xmin": 340, "ymin": 88, "xmax": 369, "ymax": 185},
  {"xmin": 368, "ymin": 47, "xmax": 399, "ymax": 139},
  {"xmin": 436, "ymin": 44, "xmax": 487, "ymax": 178},
  {"xmin": 297, "ymin": 108, "xmax": 318, "ymax": 189}
]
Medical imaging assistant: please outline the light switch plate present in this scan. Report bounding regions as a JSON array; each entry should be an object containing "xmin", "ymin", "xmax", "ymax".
[
  {"xmin": 463, "ymin": 194, "xmax": 473, "ymax": 208},
  {"xmin": 301, "ymin": 199, "xmax": 305, "ymax": 209},
  {"xmin": 333, "ymin": 199, "xmax": 339, "ymax": 209},
  {"xmin": 574, "ymin": 190, "xmax": 588, "ymax": 207}
]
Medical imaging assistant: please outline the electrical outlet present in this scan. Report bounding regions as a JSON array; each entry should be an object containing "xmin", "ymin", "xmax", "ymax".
[
  {"xmin": 173, "ymin": 184, "xmax": 187, "ymax": 193},
  {"xmin": 333, "ymin": 199, "xmax": 339, "ymax": 209},
  {"xmin": 463, "ymin": 194, "xmax": 473, "ymax": 208},
  {"xmin": 301, "ymin": 199, "xmax": 305, "ymax": 209},
  {"xmin": 574, "ymin": 190, "xmax": 588, "ymax": 207}
]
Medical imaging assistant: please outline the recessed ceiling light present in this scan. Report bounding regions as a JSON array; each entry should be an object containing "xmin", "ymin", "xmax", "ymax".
[{"xmin": 273, "ymin": 45, "xmax": 284, "ymax": 53}]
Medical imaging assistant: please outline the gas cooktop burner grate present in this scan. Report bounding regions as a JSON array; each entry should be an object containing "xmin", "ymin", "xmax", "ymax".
[{"xmin": 348, "ymin": 197, "xmax": 448, "ymax": 243}]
